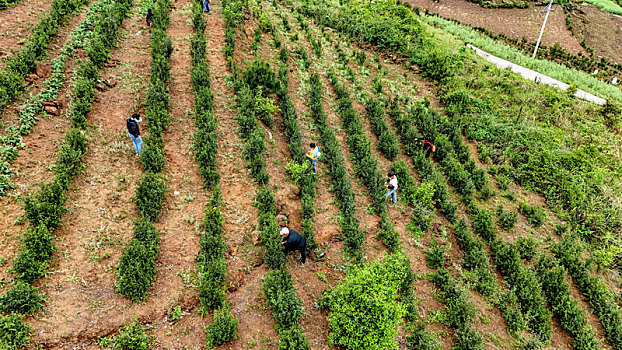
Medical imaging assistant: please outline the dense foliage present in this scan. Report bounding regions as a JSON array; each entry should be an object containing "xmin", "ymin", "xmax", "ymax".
[{"xmin": 322, "ymin": 253, "xmax": 412, "ymax": 350}]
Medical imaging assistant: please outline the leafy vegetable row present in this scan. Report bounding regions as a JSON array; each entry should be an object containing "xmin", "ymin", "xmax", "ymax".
[
  {"xmin": 221, "ymin": 0, "xmax": 309, "ymax": 347},
  {"xmin": 307, "ymin": 73, "xmax": 364, "ymax": 259},
  {"xmin": 189, "ymin": 2, "xmax": 238, "ymax": 346},
  {"xmin": 116, "ymin": 0, "xmax": 171, "ymax": 302},
  {"xmin": 0, "ymin": 0, "xmax": 115, "ymax": 196},
  {"xmin": 0, "ymin": 0, "xmax": 133, "ymax": 346},
  {"xmin": 0, "ymin": 0, "xmax": 88, "ymax": 112}
]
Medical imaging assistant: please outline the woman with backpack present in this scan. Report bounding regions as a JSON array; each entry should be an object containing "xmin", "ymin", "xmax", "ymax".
[{"xmin": 126, "ymin": 113, "xmax": 143, "ymax": 156}]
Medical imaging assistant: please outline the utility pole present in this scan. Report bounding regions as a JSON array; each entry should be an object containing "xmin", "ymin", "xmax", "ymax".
[{"xmin": 532, "ymin": 0, "xmax": 555, "ymax": 59}]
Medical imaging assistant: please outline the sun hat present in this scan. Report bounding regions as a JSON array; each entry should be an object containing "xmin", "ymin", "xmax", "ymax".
[{"xmin": 280, "ymin": 227, "xmax": 290, "ymax": 235}]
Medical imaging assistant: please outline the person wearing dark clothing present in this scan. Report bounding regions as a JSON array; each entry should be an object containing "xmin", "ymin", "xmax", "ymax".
[
  {"xmin": 202, "ymin": 0, "xmax": 210, "ymax": 12},
  {"xmin": 146, "ymin": 9, "xmax": 154, "ymax": 26},
  {"xmin": 280, "ymin": 227, "xmax": 306, "ymax": 264},
  {"xmin": 126, "ymin": 113, "xmax": 143, "ymax": 155}
]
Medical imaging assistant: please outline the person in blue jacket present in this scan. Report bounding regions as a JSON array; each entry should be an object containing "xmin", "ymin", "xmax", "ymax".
[{"xmin": 280, "ymin": 226, "xmax": 306, "ymax": 264}]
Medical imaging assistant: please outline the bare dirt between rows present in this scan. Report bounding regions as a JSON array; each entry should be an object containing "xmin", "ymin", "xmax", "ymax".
[{"xmin": 0, "ymin": 0, "xmax": 54, "ymax": 62}]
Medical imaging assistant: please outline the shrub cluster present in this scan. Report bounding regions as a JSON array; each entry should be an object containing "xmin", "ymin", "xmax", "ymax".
[
  {"xmin": 327, "ymin": 72, "xmax": 399, "ymax": 251},
  {"xmin": 308, "ymin": 73, "xmax": 363, "ymax": 258},
  {"xmin": 276, "ymin": 48, "xmax": 318, "ymax": 251},
  {"xmin": 117, "ymin": 0, "xmax": 170, "ymax": 302},
  {"xmin": 554, "ymin": 235, "xmax": 622, "ymax": 348},
  {"xmin": 453, "ymin": 219, "xmax": 496, "ymax": 296},
  {"xmin": 364, "ymin": 98, "xmax": 399, "ymax": 160},
  {"xmin": 518, "ymin": 202, "xmax": 546, "ymax": 228},
  {"xmin": 205, "ymin": 305, "xmax": 239, "ymax": 348},
  {"xmin": 468, "ymin": 205, "xmax": 552, "ymax": 342},
  {"xmin": 535, "ymin": 254, "xmax": 601, "ymax": 350},
  {"xmin": 490, "ymin": 238, "xmax": 552, "ymax": 343},
  {"xmin": 0, "ymin": 314, "xmax": 31, "ymax": 349},
  {"xmin": 428, "ymin": 269, "xmax": 485, "ymax": 350},
  {"xmin": 0, "ymin": 0, "xmax": 88, "ymax": 111},
  {"xmin": 224, "ymin": 11, "xmax": 308, "ymax": 347},
  {"xmin": 100, "ymin": 318, "xmax": 154, "ymax": 349},
  {"xmin": 322, "ymin": 253, "xmax": 413, "ymax": 350}
]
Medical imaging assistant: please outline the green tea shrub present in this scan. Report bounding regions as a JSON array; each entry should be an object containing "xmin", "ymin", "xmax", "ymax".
[
  {"xmin": 278, "ymin": 326, "xmax": 310, "ymax": 350},
  {"xmin": 263, "ymin": 269, "xmax": 303, "ymax": 330},
  {"xmin": 406, "ymin": 322, "xmax": 441, "ymax": 350},
  {"xmin": 425, "ymin": 238, "xmax": 447, "ymax": 269},
  {"xmin": 496, "ymin": 205, "xmax": 517, "ymax": 231},
  {"xmin": 518, "ymin": 202, "xmax": 546, "ymax": 227},
  {"xmin": 0, "ymin": 314, "xmax": 31, "ymax": 349},
  {"xmin": 198, "ymin": 259, "xmax": 227, "ymax": 309},
  {"xmin": 242, "ymin": 59, "xmax": 277, "ymax": 92},
  {"xmin": 0, "ymin": 282, "xmax": 44, "ymax": 315},
  {"xmin": 134, "ymin": 173, "xmax": 166, "ymax": 221},
  {"xmin": 470, "ymin": 206, "xmax": 496, "ymax": 242},
  {"xmin": 205, "ymin": 307, "xmax": 238, "ymax": 348},
  {"xmin": 109, "ymin": 319, "xmax": 153, "ymax": 350},
  {"xmin": 536, "ymin": 255, "xmax": 600, "ymax": 350},
  {"xmin": 428, "ymin": 269, "xmax": 483, "ymax": 349},
  {"xmin": 11, "ymin": 251, "xmax": 48, "ymax": 284},
  {"xmin": 139, "ymin": 141, "xmax": 165, "ymax": 173},
  {"xmin": 323, "ymin": 254, "xmax": 410, "ymax": 350},
  {"xmin": 116, "ymin": 239, "xmax": 158, "ymax": 302},
  {"xmin": 365, "ymin": 98, "xmax": 399, "ymax": 160},
  {"xmin": 514, "ymin": 236, "xmax": 538, "ymax": 261},
  {"xmin": 492, "ymin": 241, "xmax": 552, "ymax": 342},
  {"xmin": 308, "ymin": 73, "xmax": 362, "ymax": 258},
  {"xmin": 554, "ymin": 236, "xmax": 622, "ymax": 348},
  {"xmin": 454, "ymin": 219, "xmax": 487, "ymax": 270},
  {"xmin": 23, "ymin": 182, "xmax": 67, "ymax": 230},
  {"xmin": 132, "ymin": 219, "xmax": 160, "ymax": 254},
  {"xmin": 253, "ymin": 87, "xmax": 280, "ymax": 127}
]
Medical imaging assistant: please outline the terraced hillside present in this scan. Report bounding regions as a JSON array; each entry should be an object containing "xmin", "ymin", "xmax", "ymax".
[{"xmin": 0, "ymin": 0, "xmax": 620, "ymax": 348}]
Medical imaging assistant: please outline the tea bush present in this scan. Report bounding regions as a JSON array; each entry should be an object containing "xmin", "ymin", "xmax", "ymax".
[
  {"xmin": 429, "ymin": 269, "xmax": 483, "ymax": 349},
  {"xmin": 116, "ymin": 239, "xmax": 158, "ymax": 302},
  {"xmin": 364, "ymin": 98, "xmax": 399, "ymax": 160},
  {"xmin": 0, "ymin": 314, "xmax": 31, "ymax": 349},
  {"xmin": 134, "ymin": 173, "xmax": 166, "ymax": 222},
  {"xmin": 518, "ymin": 202, "xmax": 546, "ymax": 228},
  {"xmin": 0, "ymin": 0, "xmax": 89, "ymax": 111},
  {"xmin": 276, "ymin": 54, "xmax": 318, "ymax": 250},
  {"xmin": 106, "ymin": 319, "xmax": 154, "ymax": 350},
  {"xmin": 496, "ymin": 205, "xmax": 517, "ymax": 231},
  {"xmin": 0, "ymin": 282, "xmax": 44, "ymax": 315},
  {"xmin": 205, "ymin": 307, "xmax": 239, "ymax": 349},
  {"xmin": 117, "ymin": 0, "xmax": 169, "ymax": 302},
  {"xmin": 263, "ymin": 269, "xmax": 304, "ymax": 331},
  {"xmin": 323, "ymin": 253, "xmax": 411, "ymax": 350}
]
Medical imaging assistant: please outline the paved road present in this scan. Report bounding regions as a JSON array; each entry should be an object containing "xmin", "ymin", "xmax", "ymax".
[{"xmin": 467, "ymin": 44, "xmax": 607, "ymax": 105}]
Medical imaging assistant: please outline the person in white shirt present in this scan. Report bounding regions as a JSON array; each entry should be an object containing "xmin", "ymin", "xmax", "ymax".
[{"xmin": 385, "ymin": 171, "xmax": 398, "ymax": 203}]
